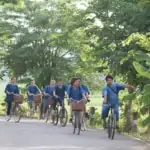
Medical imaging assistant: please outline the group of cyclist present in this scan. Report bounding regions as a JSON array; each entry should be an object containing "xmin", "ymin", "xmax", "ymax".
[
  {"xmin": 5, "ymin": 77, "xmax": 90, "ymax": 123},
  {"xmin": 4, "ymin": 75, "xmax": 135, "ymax": 130}
]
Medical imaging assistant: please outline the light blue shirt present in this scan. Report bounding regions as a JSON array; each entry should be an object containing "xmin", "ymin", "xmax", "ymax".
[
  {"xmin": 102, "ymin": 82, "xmax": 125, "ymax": 104},
  {"xmin": 67, "ymin": 85, "xmax": 85, "ymax": 101}
]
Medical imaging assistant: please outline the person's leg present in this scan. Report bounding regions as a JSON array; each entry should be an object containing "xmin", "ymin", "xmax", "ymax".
[
  {"xmin": 79, "ymin": 111, "xmax": 84, "ymax": 125},
  {"xmin": 39, "ymin": 100, "xmax": 43, "ymax": 119},
  {"xmin": 102, "ymin": 104, "xmax": 110, "ymax": 128},
  {"xmin": 43, "ymin": 99, "xmax": 48, "ymax": 114},
  {"xmin": 69, "ymin": 102, "xmax": 73, "ymax": 122},
  {"xmin": 60, "ymin": 97, "xmax": 64, "ymax": 108},
  {"xmin": 52, "ymin": 100, "xmax": 57, "ymax": 110},
  {"xmin": 7, "ymin": 101, "xmax": 12, "ymax": 116},
  {"xmin": 114, "ymin": 104, "xmax": 120, "ymax": 131}
]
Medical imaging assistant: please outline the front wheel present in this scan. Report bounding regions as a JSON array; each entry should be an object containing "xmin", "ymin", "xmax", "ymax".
[
  {"xmin": 45, "ymin": 107, "xmax": 51, "ymax": 123},
  {"xmin": 13, "ymin": 104, "xmax": 22, "ymax": 123},
  {"xmin": 59, "ymin": 107, "xmax": 68, "ymax": 127},
  {"xmin": 73, "ymin": 113, "xmax": 77, "ymax": 134},
  {"xmin": 53, "ymin": 108, "xmax": 59, "ymax": 126}
]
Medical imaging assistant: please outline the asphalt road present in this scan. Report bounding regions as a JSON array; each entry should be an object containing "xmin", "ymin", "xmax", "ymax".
[{"xmin": 0, "ymin": 117, "xmax": 149, "ymax": 150}]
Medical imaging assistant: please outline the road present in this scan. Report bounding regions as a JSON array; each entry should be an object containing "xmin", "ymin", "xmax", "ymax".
[{"xmin": 0, "ymin": 117, "xmax": 149, "ymax": 150}]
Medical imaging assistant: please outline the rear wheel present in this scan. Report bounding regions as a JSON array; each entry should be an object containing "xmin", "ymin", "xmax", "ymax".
[
  {"xmin": 108, "ymin": 116, "xmax": 112, "ymax": 138},
  {"xmin": 59, "ymin": 107, "xmax": 68, "ymax": 127},
  {"xmin": 111, "ymin": 114, "xmax": 116, "ymax": 139}
]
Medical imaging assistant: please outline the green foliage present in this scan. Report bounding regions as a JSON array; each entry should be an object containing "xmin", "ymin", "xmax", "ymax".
[{"xmin": 0, "ymin": 0, "xmax": 150, "ymax": 131}]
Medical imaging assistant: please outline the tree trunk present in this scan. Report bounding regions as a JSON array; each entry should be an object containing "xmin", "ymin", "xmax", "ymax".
[{"xmin": 123, "ymin": 99, "xmax": 132, "ymax": 132}]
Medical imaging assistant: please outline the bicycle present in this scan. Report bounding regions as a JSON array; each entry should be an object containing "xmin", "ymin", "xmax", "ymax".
[
  {"xmin": 46, "ymin": 96, "xmax": 68, "ymax": 126},
  {"xmin": 28, "ymin": 93, "xmax": 42, "ymax": 119},
  {"xmin": 107, "ymin": 104, "xmax": 116, "ymax": 140},
  {"xmin": 5, "ymin": 93, "xmax": 24, "ymax": 123},
  {"xmin": 71, "ymin": 99, "xmax": 85, "ymax": 135}
]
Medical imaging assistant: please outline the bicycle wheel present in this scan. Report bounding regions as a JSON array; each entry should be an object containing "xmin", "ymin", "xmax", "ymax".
[
  {"xmin": 111, "ymin": 114, "xmax": 116, "ymax": 139},
  {"xmin": 81, "ymin": 114, "xmax": 87, "ymax": 131},
  {"xmin": 73, "ymin": 112, "xmax": 77, "ymax": 134},
  {"xmin": 59, "ymin": 108, "xmax": 68, "ymax": 127},
  {"xmin": 53, "ymin": 108, "xmax": 59, "ymax": 126},
  {"xmin": 45, "ymin": 106, "xmax": 50, "ymax": 123},
  {"xmin": 13, "ymin": 104, "xmax": 22, "ymax": 123},
  {"xmin": 107, "ymin": 116, "xmax": 112, "ymax": 138},
  {"xmin": 36, "ymin": 104, "xmax": 41, "ymax": 120}
]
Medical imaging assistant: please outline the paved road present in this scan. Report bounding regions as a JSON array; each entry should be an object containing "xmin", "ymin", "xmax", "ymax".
[{"xmin": 0, "ymin": 117, "xmax": 149, "ymax": 150}]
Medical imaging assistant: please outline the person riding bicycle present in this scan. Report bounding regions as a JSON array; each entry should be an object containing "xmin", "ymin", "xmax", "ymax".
[
  {"xmin": 43, "ymin": 80, "xmax": 56, "ymax": 115},
  {"xmin": 5, "ymin": 77, "xmax": 20, "ymax": 119},
  {"xmin": 102, "ymin": 75, "xmax": 134, "ymax": 130},
  {"xmin": 53, "ymin": 79, "xmax": 67, "ymax": 109},
  {"xmin": 26, "ymin": 79, "xmax": 41, "ymax": 110},
  {"xmin": 67, "ymin": 78, "xmax": 87, "ymax": 123}
]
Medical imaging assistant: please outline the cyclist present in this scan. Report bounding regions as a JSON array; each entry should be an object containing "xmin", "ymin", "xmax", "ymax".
[
  {"xmin": 43, "ymin": 80, "xmax": 56, "ymax": 115},
  {"xmin": 26, "ymin": 79, "xmax": 41, "ymax": 110},
  {"xmin": 5, "ymin": 77, "xmax": 20, "ymax": 119},
  {"xmin": 53, "ymin": 79, "xmax": 67, "ymax": 109},
  {"xmin": 67, "ymin": 78, "xmax": 87, "ymax": 123},
  {"xmin": 102, "ymin": 75, "xmax": 134, "ymax": 130}
]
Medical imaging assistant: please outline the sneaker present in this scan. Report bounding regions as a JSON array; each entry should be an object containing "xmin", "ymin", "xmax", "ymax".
[{"xmin": 6, "ymin": 115, "xmax": 11, "ymax": 121}]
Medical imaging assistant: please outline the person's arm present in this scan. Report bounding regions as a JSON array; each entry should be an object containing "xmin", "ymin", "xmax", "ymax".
[
  {"xmin": 43, "ymin": 86, "xmax": 49, "ymax": 96},
  {"xmin": 117, "ymin": 83, "xmax": 135, "ymax": 91},
  {"xmin": 102, "ymin": 87, "xmax": 107, "ymax": 104},
  {"xmin": 16, "ymin": 85, "xmax": 20, "ymax": 94},
  {"xmin": 125, "ymin": 84, "xmax": 135, "ymax": 90},
  {"xmin": 36, "ymin": 85, "xmax": 41, "ymax": 94},
  {"xmin": 27, "ymin": 86, "xmax": 33, "ymax": 96},
  {"xmin": 53, "ymin": 85, "xmax": 58, "ymax": 97},
  {"xmin": 80, "ymin": 85, "xmax": 87, "ymax": 100},
  {"xmin": 63, "ymin": 85, "xmax": 67, "ymax": 97},
  {"xmin": 5, "ymin": 84, "xmax": 12, "ymax": 94}
]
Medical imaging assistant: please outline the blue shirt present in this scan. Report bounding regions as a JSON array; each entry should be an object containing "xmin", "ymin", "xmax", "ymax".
[
  {"xmin": 67, "ymin": 85, "xmax": 85, "ymax": 101},
  {"xmin": 54, "ymin": 84, "xmax": 67, "ymax": 98},
  {"xmin": 44, "ymin": 85, "xmax": 55, "ymax": 100},
  {"xmin": 102, "ymin": 82, "xmax": 125, "ymax": 104},
  {"xmin": 5, "ymin": 83, "xmax": 20, "ymax": 102},
  {"xmin": 27, "ymin": 85, "xmax": 40, "ymax": 101}
]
